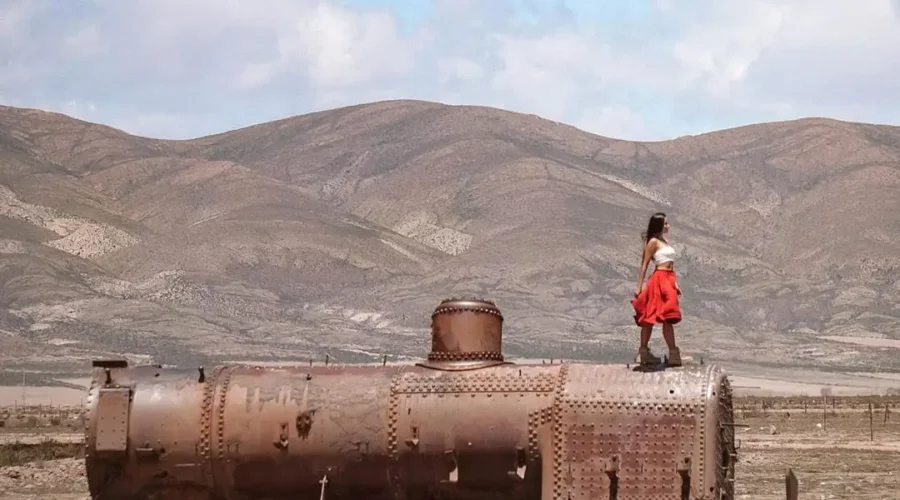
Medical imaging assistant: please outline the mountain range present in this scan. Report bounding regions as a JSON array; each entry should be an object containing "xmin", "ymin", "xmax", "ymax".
[{"xmin": 1, "ymin": 99, "xmax": 899, "ymax": 383}]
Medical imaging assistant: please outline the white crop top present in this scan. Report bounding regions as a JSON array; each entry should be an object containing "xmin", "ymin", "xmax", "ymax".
[{"xmin": 652, "ymin": 243, "xmax": 676, "ymax": 265}]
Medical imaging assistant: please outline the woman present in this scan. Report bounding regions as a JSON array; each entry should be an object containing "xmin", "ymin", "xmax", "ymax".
[{"xmin": 631, "ymin": 212, "xmax": 682, "ymax": 366}]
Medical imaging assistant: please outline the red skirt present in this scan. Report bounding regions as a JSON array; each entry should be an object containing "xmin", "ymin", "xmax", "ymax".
[{"xmin": 632, "ymin": 268, "xmax": 682, "ymax": 327}]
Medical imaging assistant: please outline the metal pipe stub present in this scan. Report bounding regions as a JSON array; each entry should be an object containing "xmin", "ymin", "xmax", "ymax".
[{"xmin": 418, "ymin": 297, "xmax": 510, "ymax": 371}]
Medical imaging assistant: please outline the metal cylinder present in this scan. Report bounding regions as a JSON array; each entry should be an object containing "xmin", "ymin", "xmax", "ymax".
[
  {"xmin": 84, "ymin": 362, "xmax": 210, "ymax": 500},
  {"xmin": 84, "ymin": 363, "xmax": 407, "ymax": 499},
  {"xmin": 421, "ymin": 297, "xmax": 508, "ymax": 371},
  {"xmin": 83, "ymin": 298, "xmax": 737, "ymax": 500},
  {"xmin": 213, "ymin": 365, "xmax": 401, "ymax": 497},
  {"xmin": 84, "ymin": 363, "xmax": 735, "ymax": 499}
]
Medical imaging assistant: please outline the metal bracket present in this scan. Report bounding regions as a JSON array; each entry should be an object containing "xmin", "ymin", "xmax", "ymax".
[
  {"xmin": 92, "ymin": 359, "xmax": 129, "ymax": 369},
  {"xmin": 677, "ymin": 456, "xmax": 691, "ymax": 500},
  {"xmin": 135, "ymin": 444, "xmax": 160, "ymax": 462},
  {"xmin": 296, "ymin": 409, "xmax": 316, "ymax": 439},
  {"xmin": 273, "ymin": 423, "xmax": 289, "ymax": 451},
  {"xmin": 605, "ymin": 456, "xmax": 619, "ymax": 500}
]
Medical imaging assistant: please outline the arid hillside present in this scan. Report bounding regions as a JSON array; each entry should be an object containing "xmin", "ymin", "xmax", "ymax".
[{"xmin": 1, "ymin": 100, "xmax": 899, "ymax": 379}]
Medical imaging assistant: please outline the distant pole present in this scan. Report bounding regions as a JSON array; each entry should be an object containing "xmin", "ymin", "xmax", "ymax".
[
  {"xmin": 869, "ymin": 402, "xmax": 874, "ymax": 441},
  {"xmin": 822, "ymin": 396, "xmax": 827, "ymax": 431}
]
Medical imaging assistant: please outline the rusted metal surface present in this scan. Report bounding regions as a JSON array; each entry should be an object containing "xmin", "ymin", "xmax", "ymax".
[
  {"xmin": 85, "ymin": 364, "xmax": 213, "ymax": 499},
  {"xmin": 93, "ymin": 387, "xmax": 130, "ymax": 453},
  {"xmin": 551, "ymin": 363, "xmax": 734, "ymax": 500},
  {"xmin": 419, "ymin": 297, "xmax": 510, "ymax": 371},
  {"xmin": 84, "ymin": 297, "xmax": 737, "ymax": 500},
  {"xmin": 220, "ymin": 365, "xmax": 406, "ymax": 497},
  {"xmin": 390, "ymin": 365, "xmax": 558, "ymax": 497}
]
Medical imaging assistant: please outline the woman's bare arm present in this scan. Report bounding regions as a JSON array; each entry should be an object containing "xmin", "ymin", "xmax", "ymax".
[{"xmin": 635, "ymin": 239, "xmax": 657, "ymax": 296}]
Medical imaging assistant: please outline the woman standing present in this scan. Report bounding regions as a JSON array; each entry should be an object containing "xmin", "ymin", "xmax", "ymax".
[{"xmin": 631, "ymin": 212, "xmax": 682, "ymax": 366}]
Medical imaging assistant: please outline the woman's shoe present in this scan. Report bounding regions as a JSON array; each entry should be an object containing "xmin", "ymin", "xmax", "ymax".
[
  {"xmin": 667, "ymin": 346, "xmax": 682, "ymax": 367},
  {"xmin": 637, "ymin": 346, "xmax": 661, "ymax": 365}
]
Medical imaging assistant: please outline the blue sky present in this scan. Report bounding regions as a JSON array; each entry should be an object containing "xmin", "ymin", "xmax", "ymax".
[{"xmin": 2, "ymin": 0, "xmax": 900, "ymax": 141}]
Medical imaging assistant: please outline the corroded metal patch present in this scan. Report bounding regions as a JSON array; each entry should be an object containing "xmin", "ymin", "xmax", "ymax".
[
  {"xmin": 94, "ymin": 387, "xmax": 131, "ymax": 453},
  {"xmin": 555, "ymin": 399, "xmax": 699, "ymax": 499},
  {"xmin": 553, "ymin": 363, "xmax": 711, "ymax": 500},
  {"xmin": 560, "ymin": 363, "xmax": 721, "ymax": 403},
  {"xmin": 388, "ymin": 372, "xmax": 402, "ymax": 491},
  {"xmin": 199, "ymin": 365, "xmax": 224, "ymax": 489},
  {"xmin": 83, "ymin": 371, "xmax": 99, "ymax": 455},
  {"xmin": 211, "ymin": 366, "xmax": 234, "ymax": 495},
  {"xmin": 389, "ymin": 366, "xmax": 557, "ymax": 496},
  {"xmin": 714, "ymin": 372, "xmax": 736, "ymax": 500},
  {"xmin": 393, "ymin": 368, "xmax": 559, "ymax": 394},
  {"xmin": 426, "ymin": 350, "xmax": 505, "ymax": 362},
  {"xmin": 527, "ymin": 407, "xmax": 552, "ymax": 461},
  {"xmin": 431, "ymin": 300, "xmax": 504, "ymax": 319}
]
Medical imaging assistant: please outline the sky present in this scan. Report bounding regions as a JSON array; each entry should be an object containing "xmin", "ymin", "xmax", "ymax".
[{"xmin": 2, "ymin": 0, "xmax": 900, "ymax": 141}]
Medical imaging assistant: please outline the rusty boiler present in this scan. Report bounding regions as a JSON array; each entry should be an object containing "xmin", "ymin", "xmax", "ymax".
[{"xmin": 84, "ymin": 298, "xmax": 737, "ymax": 499}]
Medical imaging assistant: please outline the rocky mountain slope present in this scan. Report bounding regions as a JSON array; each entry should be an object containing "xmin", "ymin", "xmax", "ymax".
[{"xmin": 1, "ymin": 100, "xmax": 899, "ymax": 377}]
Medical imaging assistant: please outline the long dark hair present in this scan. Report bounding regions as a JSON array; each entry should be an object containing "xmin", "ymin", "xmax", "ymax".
[{"xmin": 640, "ymin": 212, "xmax": 667, "ymax": 243}]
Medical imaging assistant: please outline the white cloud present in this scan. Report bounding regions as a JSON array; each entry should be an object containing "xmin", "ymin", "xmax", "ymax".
[
  {"xmin": 1, "ymin": 0, "xmax": 899, "ymax": 140},
  {"xmin": 0, "ymin": 0, "xmax": 38, "ymax": 41},
  {"xmin": 237, "ymin": 63, "xmax": 276, "ymax": 91},
  {"xmin": 108, "ymin": 112, "xmax": 212, "ymax": 139},
  {"xmin": 671, "ymin": 2, "xmax": 788, "ymax": 98},
  {"xmin": 271, "ymin": 2, "xmax": 416, "ymax": 88},
  {"xmin": 489, "ymin": 33, "xmax": 596, "ymax": 119},
  {"xmin": 62, "ymin": 100, "xmax": 97, "ymax": 116},
  {"xmin": 437, "ymin": 57, "xmax": 484, "ymax": 83},
  {"xmin": 63, "ymin": 24, "xmax": 104, "ymax": 59},
  {"xmin": 574, "ymin": 105, "xmax": 650, "ymax": 141},
  {"xmin": 671, "ymin": 0, "xmax": 900, "ymax": 114}
]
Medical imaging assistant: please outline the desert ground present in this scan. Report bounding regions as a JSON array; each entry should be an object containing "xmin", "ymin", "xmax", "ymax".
[
  {"xmin": 733, "ymin": 398, "xmax": 900, "ymax": 500},
  {"xmin": 1, "ymin": 364, "xmax": 899, "ymax": 499}
]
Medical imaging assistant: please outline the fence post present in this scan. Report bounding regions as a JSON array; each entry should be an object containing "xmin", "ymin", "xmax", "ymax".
[
  {"xmin": 785, "ymin": 468, "xmax": 798, "ymax": 500},
  {"xmin": 869, "ymin": 402, "xmax": 874, "ymax": 441}
]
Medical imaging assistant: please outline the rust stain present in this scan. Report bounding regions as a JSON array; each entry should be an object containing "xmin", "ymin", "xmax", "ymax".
[{"xmin": 296, "ymin": 409, "xmax": 315, "ymax": 439}]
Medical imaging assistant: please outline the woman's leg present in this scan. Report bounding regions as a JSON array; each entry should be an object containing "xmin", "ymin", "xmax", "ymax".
[
  {"xmin": 661, "ymin": 323, "xmax": 676, "ymax": 349},
  {"xmin": 637, "ymin": 325, "xmax": 660, "ymax": 364},
  {"xmin": 662, "ymin": 322, "xmax": 682, "ymax": 365},
  {"xmin": 640, "ymin": 325, "xmax": 653, "ymax": 348}
]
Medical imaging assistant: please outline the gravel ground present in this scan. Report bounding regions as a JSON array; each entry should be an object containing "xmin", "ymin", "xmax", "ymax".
[{"xmin": 0, "ymin": 458, "xmax": 88, "ymax": 500}]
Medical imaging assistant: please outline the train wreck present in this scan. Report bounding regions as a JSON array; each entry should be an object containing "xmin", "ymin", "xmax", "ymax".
[{"xmin": 84, "ymin": 297, "xmax": 737, "ymax": 499}]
